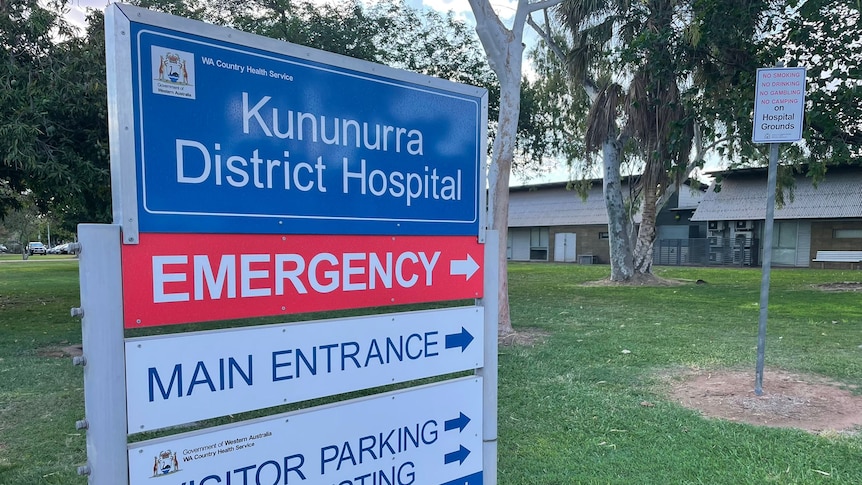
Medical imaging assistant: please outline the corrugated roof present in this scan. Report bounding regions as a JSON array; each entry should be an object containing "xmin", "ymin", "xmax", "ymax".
[
  {"xmin": 508, "ymin": 184, "xmax": 642, "ymax": 226},
  {"xmin": 691, "ymin": 171, "xmax": 862, "ymax": 221}
]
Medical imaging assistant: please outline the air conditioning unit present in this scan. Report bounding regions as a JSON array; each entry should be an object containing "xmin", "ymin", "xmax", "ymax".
[
  {"xmin": 708, "ymin": 221, "xmax": 719, "ymax": 230},
  {"xmin": 735, "ymin": 220, "xmax": 753, "ymax": 230}
]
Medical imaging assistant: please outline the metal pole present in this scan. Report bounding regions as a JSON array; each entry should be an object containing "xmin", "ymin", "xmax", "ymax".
[
  {"xmin": 75, "ymin": 224, "xmax": 129, "ymax": 483},
  {"xmin": 479, "ymin": 229, "xmax": 499, "ymax": 485},
  {"xmin": 754, "ymin": 143, "xmax": 779, "ymax": 395}
]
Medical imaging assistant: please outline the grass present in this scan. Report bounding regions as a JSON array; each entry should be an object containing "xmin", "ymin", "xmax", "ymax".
[
  {"xmin": 0, "ymin": 261, "xmax": 860, "ymax": 483},
  {"xmin": 0, "ymin": 260, "xmax": 85, "ymax": 484}
]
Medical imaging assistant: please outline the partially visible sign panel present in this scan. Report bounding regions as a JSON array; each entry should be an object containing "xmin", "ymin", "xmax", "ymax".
[
  {"xmin": 127, "ymin": 377, "xmax": 483, "ymax": 485},
  {"xmin": 125, "ymin": 307, "xmax": 483, "ymax": 431},
  {"xmin": 121, "ymin": 233, "xmax": 483, "ymax": 327},
  {"xmin": 119, "ymin": 20, "xmax": 485, "ymax": 236}
]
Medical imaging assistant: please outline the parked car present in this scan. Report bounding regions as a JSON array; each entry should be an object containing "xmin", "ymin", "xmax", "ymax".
[
  {"xmin": 48, "ymin": 243, "xmax": 70, "ymax": 254},
  {"xmin": 26, "ymin": 242, "xmax": 47, "ymax": 255},
  {"xmin": 0, "ymin": 244, "xmax": 7, "ymax": 253}
]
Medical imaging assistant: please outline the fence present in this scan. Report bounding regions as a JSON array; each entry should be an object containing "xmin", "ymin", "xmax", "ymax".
[{"xmin": 654, "ymin": 237, "xmax": 760, "ymax": 267}]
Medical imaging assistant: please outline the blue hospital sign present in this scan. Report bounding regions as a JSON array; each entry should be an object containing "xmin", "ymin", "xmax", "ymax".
[{"xmin": 120, "ymin": 22, "xmax": 486, "ymax": 236}]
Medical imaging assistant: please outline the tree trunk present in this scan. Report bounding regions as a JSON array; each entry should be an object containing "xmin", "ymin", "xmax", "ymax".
[
  {"xmin": 487, "ymin": 51, "xmax": 521, "ymax": 337},
  {"xmin": 470, "ymin": 0, "xmax": 561, "ymax": 335},
  {"xmin": 469, "ymin": 0, "xmax": 524, "ymax": 336},
  {"xmin": 632, "ymin": 184, "xmax": 658, "ymax": 274},
  {"xmin": 603, "ymin": 138, "xmax": 634, "ymax": 281}
]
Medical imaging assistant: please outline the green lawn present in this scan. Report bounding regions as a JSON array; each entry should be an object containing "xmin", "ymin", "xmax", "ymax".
[{"xmin": 1, "ymin": 261, "xmax": 860, "ymax": 483}]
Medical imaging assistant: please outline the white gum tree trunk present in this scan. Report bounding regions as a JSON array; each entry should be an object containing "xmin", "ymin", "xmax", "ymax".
[{"xmin": 468, "ymin": 0, "xmax": 561, "ymax": 335}]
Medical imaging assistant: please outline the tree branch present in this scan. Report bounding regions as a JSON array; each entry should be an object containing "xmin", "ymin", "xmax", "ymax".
[
  {"xmin": 526, "ymin": 11, "xmax": 600, "ymax": 101},
  {"xmin": 524, "ymin": 0, "xmax": 563, "ymax": 14},
  {"xmin": 808, "ymin": 120, "xmax": 862, "ymax": 147},
  {"xmin": 526, "ymin": 14, "xmax": 566, "ymax": 63}
]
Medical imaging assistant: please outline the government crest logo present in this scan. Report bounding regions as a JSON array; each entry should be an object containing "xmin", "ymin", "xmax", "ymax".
[
  {"xmin": 151, "ymin": 449, "xmax": 181, "ymax": 477},
  {"xmin": 151, "ymin": 46, "xmax": 196, "ymax": 99}
]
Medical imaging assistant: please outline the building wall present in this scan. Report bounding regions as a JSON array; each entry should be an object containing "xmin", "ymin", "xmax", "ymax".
[
  {"xmin": 810, "ymin": 219, "xmax": 862, "ymax": 268},
  {"xmin": 508, "ymin": 228, "xmax": 532, "ymax": 261},
  {"xmin": 548, "ymin": 225, "xmax": 610, "ymax": 264}
]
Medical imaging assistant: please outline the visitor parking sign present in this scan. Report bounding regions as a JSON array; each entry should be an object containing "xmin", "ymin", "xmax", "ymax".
[{"xmin": 127, "ymin": 378, "xmax": 483, "ymax": 485}]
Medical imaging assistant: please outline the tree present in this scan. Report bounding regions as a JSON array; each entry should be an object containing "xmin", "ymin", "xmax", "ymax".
[
  {"xmin": 210, "ymin": 0, "xmax": 389, "ymax": 61},
  {"xmin": 467, "ymin": 0, "xmax": 564, "ymax": 335},
  {"xmin": 0, "ymin": 1, "xmax": 111, "ymax": 228},
  {"xmin": 771, "ymin": 0, "xmax": 861, "ymax": 171},
  {"xmin": 0, "ymin": 192, "xmax": 39, "ymax": 257},
  {"xmin": 528, "ymin": 0, "xmax": 778, "ymax": 280},
  {"xmin": 371, "ymin": 1, "xmax": 499, "ymax": 112},
  {"xmin": 519, "ymin": 30, "xmax": 590, "ymax": 181}
]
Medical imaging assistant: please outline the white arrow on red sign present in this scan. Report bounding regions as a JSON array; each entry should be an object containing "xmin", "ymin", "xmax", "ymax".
[{"xmin": 450, "ymin": 254, "xmax": 480, "ymax": 280}]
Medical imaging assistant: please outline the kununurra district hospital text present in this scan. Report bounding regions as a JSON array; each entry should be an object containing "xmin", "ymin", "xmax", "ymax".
[{"xmin": 172, "ymin": 92, "xmax": 463, "ymax": 207}]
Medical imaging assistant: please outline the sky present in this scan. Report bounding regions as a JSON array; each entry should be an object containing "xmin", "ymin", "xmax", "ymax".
[{"xmin": 65, "ymin": 0, "xmax": 502, "ymax": 31}]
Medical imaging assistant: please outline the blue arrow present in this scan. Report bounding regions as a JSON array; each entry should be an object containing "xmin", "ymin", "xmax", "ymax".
[
  {"xmin": 444, "ymin": 445, "xmax": 471, "ymax": 465},
  {"xmin": 444, "ymin": 412, "xmax": 471, "ymax": 433},
  {"xmin": 445, "ymin": 327, "xmax": 474, "ymax": 352}
]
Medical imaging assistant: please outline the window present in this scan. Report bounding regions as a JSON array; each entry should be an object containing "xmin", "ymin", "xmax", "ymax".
[
  {"xmin": 770, "ymin": 221, "xmax": 798, "ymax": 266},
  {"xmin": 834, "ymin": 229, "xmax": 862, "ymax": 239},
  {"xmin": 598, "ymin": 232, "xmax": 609, "ymax": 239},
  {"xmin": 529, "ymin": 227, "xmax": 549, "ymax": 260},
  {"xmin": 772, "ymin": 221, "xmax": 798, "ymax": 249}
]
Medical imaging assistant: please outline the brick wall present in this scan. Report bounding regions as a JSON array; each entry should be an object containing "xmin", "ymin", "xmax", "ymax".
[{"xmin": 810, "ymin": 220, "xmax": 862, "ymax": 269}]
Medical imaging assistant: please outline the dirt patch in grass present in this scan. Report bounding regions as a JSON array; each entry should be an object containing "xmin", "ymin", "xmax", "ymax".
[
  {"xmin": 814, "ymin": 282, "xmax": 862, "ymax": 292},
  {"xmin": 36, "ymin": 344, "xmax": 83, "ymax": 358},
  {"xmin": 666, "ymin": 369, "xmax": 862, "ymax": 435},
  {"xmin": 582, "ymin": 273, "xmax": 687, "ymax": 287}
]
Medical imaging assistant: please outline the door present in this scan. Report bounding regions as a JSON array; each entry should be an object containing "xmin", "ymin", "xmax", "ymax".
[{"xmin": 553, "ymin": 233, "xmax": 577, "ymax": 262}]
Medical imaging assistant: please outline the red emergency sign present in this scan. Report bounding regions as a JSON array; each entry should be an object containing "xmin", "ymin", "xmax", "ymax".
[{"xmin": 121, "ymin": 233, "xmax": 483, "ymax": 327}]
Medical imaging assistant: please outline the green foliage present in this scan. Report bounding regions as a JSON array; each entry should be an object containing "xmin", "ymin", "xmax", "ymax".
[
  {"xmin": 549, "ymin": 0, "xmax": 862, "ymax": 177},
  {"xmin": 779, "ymin": 0, "xmax": 862, "ymax": 167},
  {"xmin": 217, "ymin": 0, "xmax": 387, "ymax": 61},
  {"xmin": 519, "ymin": 35, "xmax": 590, "ymax": 178},
  {"xmin": 371, "ymin": 2, "xmax": 498, "ymax": 105},
  {"xmin": 0, "ymin": 1, "xmax": 111, "ymax": 226}
]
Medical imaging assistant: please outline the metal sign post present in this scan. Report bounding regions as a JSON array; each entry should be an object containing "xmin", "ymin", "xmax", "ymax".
[
  {"xmin": 751, "ymin": 64, "xmax": 806, "ymax": 395},
  {"xmin": 75, "ymin": 224, "xmax": 128, "ymax": 483},
  {"xmin": 754, "ymin": 143, "xmax": 779, "ymax": 395}
]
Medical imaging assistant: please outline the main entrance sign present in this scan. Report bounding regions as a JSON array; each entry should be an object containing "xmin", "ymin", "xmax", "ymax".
[
  {"xmin": 111, "ymin": 18, "xmax": 486, "ymax": 239},
  {"xmin": 125, "ymin": 307, "xmax": 483, "ymax": 431}
]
